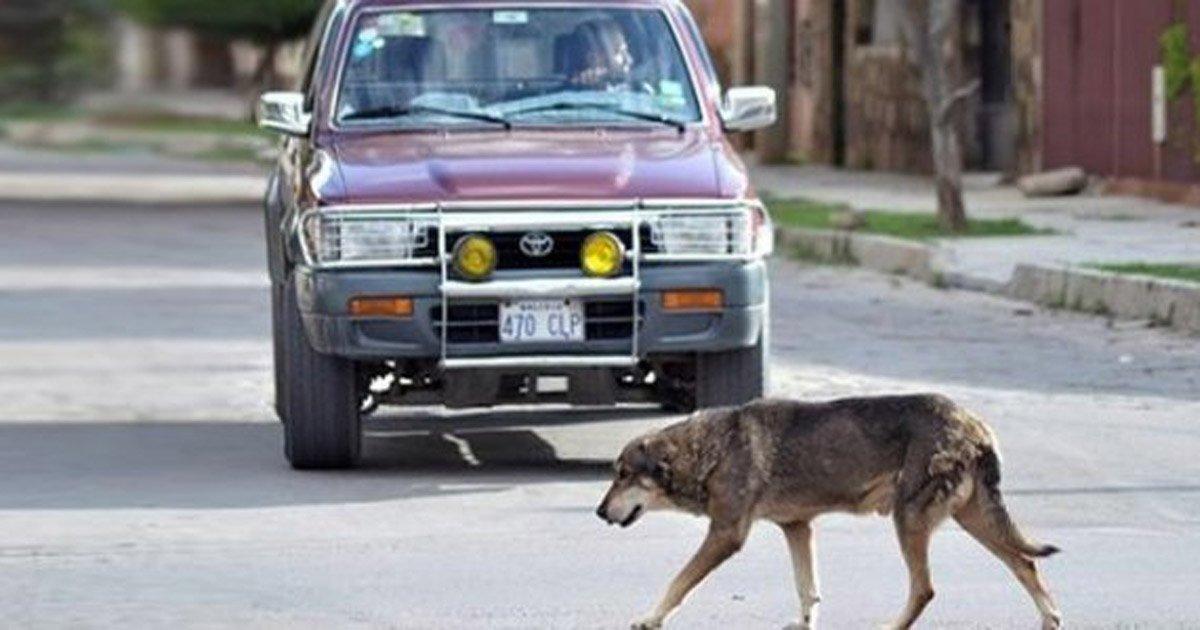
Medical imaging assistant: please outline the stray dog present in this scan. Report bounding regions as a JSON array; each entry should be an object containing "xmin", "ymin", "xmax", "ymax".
[{"xmin": 596, "ymin": 395, "xmax": 1061, "ymax": 629}]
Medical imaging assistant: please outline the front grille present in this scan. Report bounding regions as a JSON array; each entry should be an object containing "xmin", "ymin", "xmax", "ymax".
[
  {"xmin": 586, "ymin": 300, "xmax": 645, "ymax": 340},
  {"xmin": 431, "ymin": 303, "xmax": 500, "ymax": 344},
  {"xmin": 430, "ymin": 300, "xmax": 644, "ymax": 345},
  {"xmin": 445, "ymin": 229, "xmax": 658, "ymax": 272}
]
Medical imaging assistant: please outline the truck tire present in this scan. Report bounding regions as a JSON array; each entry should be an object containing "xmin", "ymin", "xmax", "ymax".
[
  {"xmin": 279, "ymin": 276, "xmax": 361, "ymax": 469},
  {"xmin": 271, "ymin": 281, "xmax": 287, "ymax": 421},
  {"xmin": 694, "ymin": 336, "xmax": 765, "ymax": 409}
]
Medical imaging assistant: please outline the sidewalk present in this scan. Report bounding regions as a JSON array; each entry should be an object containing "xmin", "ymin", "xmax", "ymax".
[
  {"xmin": 754, "ymin": 164, "xmax": 1200, "ymax": 334},
  {"xmin": 752, "ymin": 164, "xmax": 1199, "ymax": 287}
]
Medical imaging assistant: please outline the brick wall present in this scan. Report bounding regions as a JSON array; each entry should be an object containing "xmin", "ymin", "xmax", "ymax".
[{"xmin": 843, "ymin": 46, "xmax": 930, "ymax": 172}]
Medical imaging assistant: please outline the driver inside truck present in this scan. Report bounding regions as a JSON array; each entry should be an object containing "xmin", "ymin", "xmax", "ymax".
[{"xmin": 560, "ymin": 18, "xmax": 635, "ymax": 90}]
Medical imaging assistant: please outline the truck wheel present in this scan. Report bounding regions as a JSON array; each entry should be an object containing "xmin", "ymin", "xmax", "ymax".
[
  {"xmin": 694, "ymin": 336, "xmax": 765, "ymax": 409},
  {"xmin": 279, "ymin": 276, "xmax": 361, "ymax": 469}
]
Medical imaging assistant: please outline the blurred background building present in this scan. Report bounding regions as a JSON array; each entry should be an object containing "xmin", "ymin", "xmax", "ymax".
[
  {"xmin": 693, "ymin": 0, "xmax": 1200, "ymax": 192},
  {"xmin": 1, "ymin": 0, "xmax": 1198, "ymax": 193},
  {"xmin": 112, "ymin": 17, "xmax": 303, "ymax": 94}
]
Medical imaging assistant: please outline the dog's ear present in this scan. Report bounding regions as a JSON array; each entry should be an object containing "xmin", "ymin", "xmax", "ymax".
[
  {"xmin": 652, "ymin": 459, "xmax": 672, "ymax": 486},
  {"xmin": 651, "ymin": 441, "xmax": 677, "ymax": 487},
  {"xmin": 637, "ymin": 437, "xmax": 675, "ymax": 486}
]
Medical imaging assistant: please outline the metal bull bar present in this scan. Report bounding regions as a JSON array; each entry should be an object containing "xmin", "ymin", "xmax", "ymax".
[
  {"xmin": 297, "ymin": 198, "xmax": 762, "ymax": 372},
  {"xmin": 436, "ymin": 201, "xmax": 646, "ymax": 371}
]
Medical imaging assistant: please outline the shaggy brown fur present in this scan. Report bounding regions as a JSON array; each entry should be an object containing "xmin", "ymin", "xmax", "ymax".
[{"xmin": 597, "ymin": 394, "xmax": 1061, "ymax": 630}]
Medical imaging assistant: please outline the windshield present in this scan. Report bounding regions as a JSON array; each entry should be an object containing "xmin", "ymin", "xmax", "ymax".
[{"xmin": 335, "ymin": 7, "xmax": 702, "ymax": 128}]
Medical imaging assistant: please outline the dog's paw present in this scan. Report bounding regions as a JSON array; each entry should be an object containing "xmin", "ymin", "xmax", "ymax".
[
  {"xmin": 782, "ymin": 622, "xmax": 813, "ymax": 630},
  {"xmin": 631, "ymin": 618, "xmax": 663, "ymax": 630}
]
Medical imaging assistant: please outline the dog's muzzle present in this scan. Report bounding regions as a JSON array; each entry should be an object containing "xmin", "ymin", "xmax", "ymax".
[
  {"xmin": 597, "ymin": 501, "xmax": 643, "ymax": 528},
  {"xmin": 618, "ymin": 505, "xmax": 643, "ymax": 528}
]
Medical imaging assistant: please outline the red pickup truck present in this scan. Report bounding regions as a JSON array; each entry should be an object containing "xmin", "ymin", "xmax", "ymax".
[{"xmin": 258, "ymin": 0, "xmax": 777, "ymax": 469}]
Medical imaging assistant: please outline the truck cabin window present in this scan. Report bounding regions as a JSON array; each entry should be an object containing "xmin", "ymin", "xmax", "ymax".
[{"xmin": 335, "ymin": 8, "xmax": 702, "ymax": 128}]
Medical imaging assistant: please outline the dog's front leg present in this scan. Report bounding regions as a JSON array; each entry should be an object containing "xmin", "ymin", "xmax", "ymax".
[
  {"xmin": 633, "ymin": 522, "xmax": 749, "ymax": 629},
  {"xmin": 781, "ymin": 521, "xmax": 821, "ymax": 629}
]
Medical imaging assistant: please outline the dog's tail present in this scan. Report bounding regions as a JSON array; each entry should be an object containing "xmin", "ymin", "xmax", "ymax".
[{"xmin": 972, "ymin": 446, "xmax": 1061, "ymax": 559}]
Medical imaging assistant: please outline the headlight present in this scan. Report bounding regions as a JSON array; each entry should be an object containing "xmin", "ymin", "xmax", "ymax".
[
  {"xmin": 303, "ymin": 211, "xmax": 435, "ymax": 265},
  {"xmin": 580, "ymin": 231, "xmax": 625, "ymax": 278},
  {"xmin": 452, "ymin": 234, "xmax": 497, "ymax": 281},
  {"xmin": 648, "ymin": 205, "xmax": 771, "ymax": 257}
]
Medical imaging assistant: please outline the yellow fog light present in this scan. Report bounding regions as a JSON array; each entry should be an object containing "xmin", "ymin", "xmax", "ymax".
[
  {"xmin": 580, "ymin": 231, "xmax": 625, "ymax": 278},
  {"xmin": 453, "ymin": 234, "xmax": 497, "ymax": 281}
]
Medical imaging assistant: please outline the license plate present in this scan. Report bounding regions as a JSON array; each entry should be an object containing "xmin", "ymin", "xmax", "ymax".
[{"xmin": 500, "ymin": 299, "xmax": 585, "ymax": 343}]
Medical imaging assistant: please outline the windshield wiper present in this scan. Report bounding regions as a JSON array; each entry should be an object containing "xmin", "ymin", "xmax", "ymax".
[
  {"xmin": 342, "ymin": 104, "xmax": 512, "ymax": 130},
  {"xmin": 507, "ymin": 102, "xmax": 687, "ymax": 133}
]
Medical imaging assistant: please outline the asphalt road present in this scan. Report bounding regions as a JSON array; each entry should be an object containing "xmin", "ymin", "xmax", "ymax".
[{"xmin": 1, "ymin": 200, "xmax": 1198, "ymax": 629}]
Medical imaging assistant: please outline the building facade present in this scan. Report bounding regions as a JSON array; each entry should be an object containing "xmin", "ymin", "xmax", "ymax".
[
  {"xmin": 112, "ymin": 18, "xmax": 303, "ymax": 94},
  {"xmin": 1040, "ymin": 0, "xmax": 1200, "ymax": 186},
  {"xmin": 686, "ymin": 0, "xmax": 1200, "ymax": 187}
]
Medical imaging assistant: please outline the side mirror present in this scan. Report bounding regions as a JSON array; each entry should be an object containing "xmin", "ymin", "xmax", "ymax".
[
  {"xmin": 257, "ymin": 92, "xmax": 312, "ymax": 136},
  {"xmin": 721, "ymin": 86, "xmax": 777, "ymax": 132}
]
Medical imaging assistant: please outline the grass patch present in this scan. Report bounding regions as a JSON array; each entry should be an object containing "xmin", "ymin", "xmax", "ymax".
[
  {"xmin": 1089, "ymin": 262, "xmax": 1200, "ymax": 284},
  {"xmin": 0, "ymin": 102, "xmax": 80, "ymax": 122},
  {"xmin": 767, "ymin": 198, "xmax": 1053, "ymax": 241},
  {"xmin": 9, "ymin": 138, "xmax": 268, "ymax": 164},
  {"xmin": 93, "ymin": 112, "xmax": 269, "ymax": 138},
  {"xmin": 0, "ymin": 103, "xmax": 267, "ymax": 138}
]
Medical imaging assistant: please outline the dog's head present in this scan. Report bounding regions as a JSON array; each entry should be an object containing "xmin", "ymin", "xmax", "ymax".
[{"xmin": 595, "ymin": 432, "xmax": 678, "ymax": 528}]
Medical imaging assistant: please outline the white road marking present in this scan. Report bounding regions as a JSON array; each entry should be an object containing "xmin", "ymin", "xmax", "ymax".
[{"xmin": 0, "ymin": 267, "xmax": 268, "ymax": 290}]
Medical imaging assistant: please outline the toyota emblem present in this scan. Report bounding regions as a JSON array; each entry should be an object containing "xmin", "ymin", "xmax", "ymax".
[{"xmin": 519, "ymin": 232, "xmax": 555, "ymax": 258}]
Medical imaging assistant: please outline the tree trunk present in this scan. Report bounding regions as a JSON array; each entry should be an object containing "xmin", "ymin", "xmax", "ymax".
[
  {"xmin": 902, "ymin": 0, "xmax": 971, "ymax": 233},
  {"xmin": 193, "ymin": 35, "xmax": 236, "ymax": 88},
  {"xmin": 251, "ymin": 43, "xmax": 279, "ymax": 91},
  {"xmin": 244, "ymin": 43, "xmax": 279, "ymax": 122},
  {"xmin": 932, "ymin": 104, "xmax": 968, "ymax": 232}
]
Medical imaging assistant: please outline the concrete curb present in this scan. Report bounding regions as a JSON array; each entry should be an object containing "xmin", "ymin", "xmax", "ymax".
[
  {"xmin": 776, "ymin": 226, "xmax": 1200, "ymax": 335},
  {"xmin": 1008, "ymin": 264, "xmax": 1200, "ymax": 335},
  {"xmin": 775, "ymin": 227, "xmax": 936, "ymax": 282},
  {"xmin": 0, "ymin": 173, "xmax": 264, "ymax": 206}
]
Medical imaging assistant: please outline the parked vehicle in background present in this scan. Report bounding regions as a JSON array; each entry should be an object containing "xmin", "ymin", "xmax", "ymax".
[{"xmin": 259, "ymin": 0, "xmax": 778, "ymax": 469}]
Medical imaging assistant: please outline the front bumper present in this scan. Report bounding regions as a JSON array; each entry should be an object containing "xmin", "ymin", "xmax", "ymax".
[{"xmin": 296, "ymin": 260, "xmax": 766, "ymax": 362}]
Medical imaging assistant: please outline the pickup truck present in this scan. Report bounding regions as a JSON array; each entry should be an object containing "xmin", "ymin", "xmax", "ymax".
[{"xmin": 259, "ymin": 0, "xmax": 777, "ymax": 469}]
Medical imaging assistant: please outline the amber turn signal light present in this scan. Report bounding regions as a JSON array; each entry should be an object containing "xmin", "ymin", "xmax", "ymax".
[
  {"xmin": 348, "ymin": 296, "xmax": 414, "ymax": 318},
  {"xmin": 662, "ymin": 289, "xmax": 724, "ymax": 312}
]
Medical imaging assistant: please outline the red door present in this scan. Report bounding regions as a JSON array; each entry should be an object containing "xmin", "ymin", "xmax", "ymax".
[{"xmin": 1042, "ymin": 0, "xmax": 1200, "ymax": 182}]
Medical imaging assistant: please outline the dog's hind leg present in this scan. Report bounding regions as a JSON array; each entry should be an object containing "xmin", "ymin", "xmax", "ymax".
[
  {"xmin": 887, "ymin": 479, "xmax": 963, "ymax": 630},
  {"xmin": 955, "ymin": 496, "xmax": 1062, "ymax": 629},
  {"xmin": 633, "ymin": 520, "xmax": 750, "ymax": 629},
  {"xmin": 780, "ymin": 521, "xmax": 821, "ymax": 629},
  {"xmin": 887, "ymin": 510, "xmax": 938, "ymax": 630}
]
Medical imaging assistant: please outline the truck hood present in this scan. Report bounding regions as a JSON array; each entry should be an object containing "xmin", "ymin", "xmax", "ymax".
[{"xmin": 326, "ymin": 128, "xmax": 747, "ymax": 203}]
